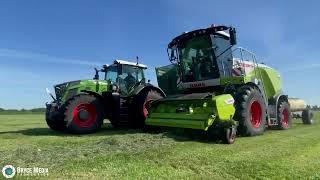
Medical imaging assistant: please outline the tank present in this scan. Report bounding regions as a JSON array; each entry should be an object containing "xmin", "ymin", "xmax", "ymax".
[{"xmin": 288, "ymin": 98, "xmax": 307, "ymax": 112}]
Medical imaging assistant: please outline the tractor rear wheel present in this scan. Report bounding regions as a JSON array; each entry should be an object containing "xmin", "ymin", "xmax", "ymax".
[
  {"xmin": 63, "ymin": 94, "xmax": 104, "ymax": 134},
  {"xmin": 277, "ymin": 100, "xmax": 292, "ymax": 130},
  {"xmin": 134, "ymin": 90, "xmax": 163, "ymax": 128},
  {"xmin": 234, "ymin": 85, "xmax": 266, "ymax": 136},
  {"xmin": 302, "ymin": 109, "xmax": 313, "ymax": 124}
]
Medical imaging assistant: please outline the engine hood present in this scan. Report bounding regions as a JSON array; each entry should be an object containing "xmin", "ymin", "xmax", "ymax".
[{"xmin": 54, "ymin": 79, "xmax": 109, "ymax": 103}]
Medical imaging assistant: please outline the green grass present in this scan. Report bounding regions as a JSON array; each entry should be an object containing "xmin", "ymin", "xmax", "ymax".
[{"xmin": 0, "ymin": 113, "xmax": 320, "ymax": 179}]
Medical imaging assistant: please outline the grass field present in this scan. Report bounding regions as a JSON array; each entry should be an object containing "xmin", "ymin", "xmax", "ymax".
[{"xmin": 0, "ymin": 113, "xmax": 320, "ymax": 179}]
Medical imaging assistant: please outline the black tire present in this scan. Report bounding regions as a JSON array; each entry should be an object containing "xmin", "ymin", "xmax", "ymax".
[
  {"xmin": 221, "ymin": 126, "xmax": 236, "ymax": 144},
  {"xmin": 234, "ymin": 85, "xmax": 266, "ymax": 136},
  {"xmin": 45, "ymin": 104, "xmax": 66, "ymax": 131},
  {"xmin": 302, "ymin": 109, "xmax": 313, "ymax": 124},
  {"xmin": 134, "ymin": 89, "xmax": 164, "ymax": 128},
  {"xmin": 109, "ymin": 93, "xmax": 121, "ymax": 128},
  {"xmin": 63, "ymin": 94, "xmax": 104, "ymax": 134},
  {"xmin": 277, "ymin": 100, "xmax": 292, "ymax": 130}
]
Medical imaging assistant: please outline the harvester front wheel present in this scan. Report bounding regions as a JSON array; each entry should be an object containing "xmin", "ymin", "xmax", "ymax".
[
  {"xmin": 277, "ymin": 100, "xmax": 292, "ymax": 130},
  {"xmin": 135, "ymin": 90, "xmax": 163, "ymax": 127},
  {"xmin": 235, "ymin": 85, "xmax": 266, "ymax": 136},
  {"xmin": 221, "ymin": 126, "xmax": 236, "ymax": 144},
  {"xmin": 302, "ymin": 109, "xmax": 313, "ymax": 124},
  {"xmin": 64, "ymin": 94, "xmax": 104, "ymax": 134}
]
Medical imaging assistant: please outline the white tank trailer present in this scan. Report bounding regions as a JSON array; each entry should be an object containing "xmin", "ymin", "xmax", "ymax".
[{"xmin": 288, "ymin": 98, "xmax": 313, "ymax": 124}]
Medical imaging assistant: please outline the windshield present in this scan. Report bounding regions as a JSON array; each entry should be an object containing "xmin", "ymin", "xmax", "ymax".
[
  {"xmin": 119, "ymin": 65, "xmax": 144, "ymax": 82},
  {"xmin": 118, "ymin": 65, "xmax": 145, "ymax": 94},
  {"xmin": 105, "ymin": 64, "xmax": 145, "ymax": 94},
  {"xmin": 176, "ymin": 35, "xmax": 219, "ymax": 82},
  {"xmin": 105, "ymin": 65, "xmax": 118, "ymax": 82}
]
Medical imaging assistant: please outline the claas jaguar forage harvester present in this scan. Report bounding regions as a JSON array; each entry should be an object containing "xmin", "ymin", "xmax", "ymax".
[{"xmin": 145, "ymin": 25, "xmax": 305, "ymax": 144}]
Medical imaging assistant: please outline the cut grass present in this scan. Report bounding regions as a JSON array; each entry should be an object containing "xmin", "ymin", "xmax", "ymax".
[{"xmin": 0, "ymin": 113, "xmax": 319, "ymax": 179}]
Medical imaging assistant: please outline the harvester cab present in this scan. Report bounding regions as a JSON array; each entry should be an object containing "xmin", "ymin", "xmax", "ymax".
[
  {"xmin": 147, "ymin": 25, "xmax": 292, "ymax": 144},
  {"xmin": 166, "ymin": 25, "xmax": 263, "ymax": 92}
]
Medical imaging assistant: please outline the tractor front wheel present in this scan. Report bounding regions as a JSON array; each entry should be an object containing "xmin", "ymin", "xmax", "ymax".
[
  {"xmin": 45, "ymin": 103, "xmax": 66, "ymax": 131},
  {"xmin": 234, "ymin": 85, "xmax": 266, "ymax": 136},
  {"xmin": 64, "ymin": 94, "xmax": 104, "ymax": 134}
]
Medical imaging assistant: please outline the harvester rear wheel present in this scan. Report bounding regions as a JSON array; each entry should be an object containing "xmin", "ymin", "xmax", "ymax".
[
  {"xmin": 277, "ymin": 100, "xmax": 292, "ymax": 130},
  {"xmin": 234, "ymin": 85, "xmax": 266, "ymax": 136},
  {"xmin": 302, "ymin": 109, "xmax": 313, "ymax": 124},
  {"xmin": 134, "ymin": 90, "xmax": 163, "ymax": 128},
  {"xmin": 63, "ymin": 94, "xmax": 104, "ymax": 134}
]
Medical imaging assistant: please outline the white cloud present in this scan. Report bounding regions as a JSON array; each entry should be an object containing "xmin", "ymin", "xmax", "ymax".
[{"xmin": 0, "ymin": 48, "xmax": 101, "ymax": 67}]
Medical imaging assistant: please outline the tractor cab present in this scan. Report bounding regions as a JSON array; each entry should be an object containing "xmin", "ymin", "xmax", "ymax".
[
  {"xmin": 166, "ymin": 25, "xmax": 237, "ymax": 91},
  {"xmin": 103, "ymin": 60, "xmax": 147, "ymax": 95}
]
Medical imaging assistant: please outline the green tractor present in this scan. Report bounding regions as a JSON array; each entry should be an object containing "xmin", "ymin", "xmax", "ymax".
[
  {"xmin": 145, "ymin": 25, "xmax": 292, "ymax": 144},
  {"xmin": 45, "ymin": 59, "xmax": 165, "ymax": 134}
]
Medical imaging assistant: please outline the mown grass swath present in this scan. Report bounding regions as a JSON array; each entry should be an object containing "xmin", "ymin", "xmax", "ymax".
[{"xmin": 0, "ymin": 112, "xmax": 319, "ymax": 179}]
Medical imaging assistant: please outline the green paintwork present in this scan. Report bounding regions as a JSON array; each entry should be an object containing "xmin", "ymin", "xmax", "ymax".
[
  {"xmin": 220, "ymin": 76, "xmax": 245, "ymax": 85},
  {"xmin": 257, "ymin": 67, "xmax": 282, "ymax": 98},
  {"xmin": 212, "ymin": 94, "xmax": 235, "ymax": 121},
  {"xmin": 145, "ymin": 94, "xmax": 235, "ymax": 130},
  {"xmin": 155, "ymin": 64, "xmax": 180, "ymax": 95},
  {"xmin": 60, "ymin": 80, "xmax": 110, "ymax": 103},
  {"xmin": 220, "ymin": 66, "xmax": 282, "ymax": 99}
]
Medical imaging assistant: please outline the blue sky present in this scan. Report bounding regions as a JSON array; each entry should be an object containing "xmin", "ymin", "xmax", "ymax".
[{"xmin": 0, "ymin": 0, "xmax": 319, "ymax": 109}]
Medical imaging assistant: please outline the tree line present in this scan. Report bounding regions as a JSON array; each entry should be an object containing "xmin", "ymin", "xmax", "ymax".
[
  {"xmin": 307, "ymin": 105, "xmax": 320, "ymax": 111},
  {"xmin": 0, "ymin": 108, "xmax": 46, "ymax": 114}
]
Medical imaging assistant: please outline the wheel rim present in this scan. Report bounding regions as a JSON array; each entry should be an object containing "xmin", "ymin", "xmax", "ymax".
[
  {"xmin": 250, "ymin": 100, "xmax": 262, "ymax": 128},
  {"xmin": 282, "ymin": 108, "xmax": 289, "ymax": 127},
  {"xmin": 72, "ymin": 103, "xmax": 97, "ymax": 128},
  {"xmin": 226, "ymin": 127, "xmax": 236, "ymax": 144},
  {"xmin": 229, "ymin": 128, "xmax": 236, "ymax": 143},
  {"xmin": 143, "ymin": 98, "xmax": 152, "ymax": 118}
]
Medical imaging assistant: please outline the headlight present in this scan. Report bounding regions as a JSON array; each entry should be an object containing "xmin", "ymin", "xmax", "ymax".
[{"xmin": 189, "ymin": 107, "xmax": 194, "ymax": 114}]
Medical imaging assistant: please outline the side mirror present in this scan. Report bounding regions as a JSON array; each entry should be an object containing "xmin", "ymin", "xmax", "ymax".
[
  {"xmin": 93, "ymin": 68, "xmax": 99, "ymax": 80},
  {"xmin": 102, "ymin": 65, "xmax": 108, "ymax": 72},
  {"xmin": 229, "ymin": 27, "xmax": 237, "ymax": 45}
]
